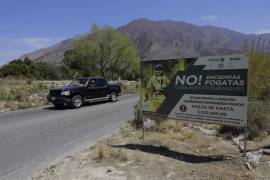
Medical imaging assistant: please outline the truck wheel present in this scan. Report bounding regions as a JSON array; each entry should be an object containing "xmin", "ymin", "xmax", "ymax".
[
  {"xmin": 72, "ymin": 95, "xmax": 83, "ymax": 108},
  {"xmin": 110, "ymin": 92, "xmax": 118, "ymax": 102}
]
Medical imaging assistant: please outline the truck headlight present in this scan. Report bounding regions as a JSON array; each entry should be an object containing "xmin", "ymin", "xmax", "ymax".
[{"xmin": 61, "ymin": 90, "xmax": 70, "ymax": 96}]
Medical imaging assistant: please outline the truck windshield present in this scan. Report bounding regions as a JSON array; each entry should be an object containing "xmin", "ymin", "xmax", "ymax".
[{"xmin": 68, "ymin": 79, "xmax": 88, "ymax": 87}]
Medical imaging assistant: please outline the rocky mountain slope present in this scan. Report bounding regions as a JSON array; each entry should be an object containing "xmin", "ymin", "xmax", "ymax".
[
  {"xmin": 20, "ymin": 39, "xmax": 73, "ymax": 64},
  {"xmin": 20, "ymin": 19, "xmax": 270, "ymax": 63}
]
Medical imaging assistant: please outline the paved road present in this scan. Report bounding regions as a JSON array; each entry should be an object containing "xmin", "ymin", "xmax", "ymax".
[{"xmin": 0, "ymin": 95, "xmax": 138, "ymax": 180}]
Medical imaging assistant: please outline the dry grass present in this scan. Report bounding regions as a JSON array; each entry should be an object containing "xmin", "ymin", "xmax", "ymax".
[
  {"xmin": 159, "ymin": 120, "xmax": 184, "ymax": 133},
  {"xmin": 0, "ymin": 79, "xmax": 25, "ymax": 88},
  {"xmin": 248, "ymin": 101, "xmax": 270, "ymax": 139},
  {"xmin": 120, "ymin": 80, "xmax": 139, "ymax": 95},
  {"xmin": 144, "ymin": 127, "xmax": 197, "ymax": 149},
  {"xmin": 93, "ymin": 144, "xmax": 129, "ymax": 162},
  {"xmin": 0, "ymin": 79, "xmax": 67, "ymax": 112},
  {"xmin": 94, "ymin": 145, "xmax": 105, "ymax": 161}
]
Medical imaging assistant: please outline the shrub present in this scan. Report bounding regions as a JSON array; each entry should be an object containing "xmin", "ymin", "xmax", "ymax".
[
  {"xmin": 248, "ymin": 101, "xmax": 270, "ymax": 139},
  {"xmin": 248, "ymin": 53, "xmax": 270, "ymax": 101},
  {"xmin": 133, "ymin": 99, "xmax": 143, "ymax": 128},
  {"xmin": 0, "ymin": 58, "xmax": 73, "ymax": 80},
  {"xmin": 0, "ymin": 81, "xmax": 59, "ymax": 111},
  {"xmin": 93, "ymin": 145, "xmax": 128, "ymax": 162},
  {"xmin": 0, "ymin": 89, "xmax": 13, "ymax": 101}
]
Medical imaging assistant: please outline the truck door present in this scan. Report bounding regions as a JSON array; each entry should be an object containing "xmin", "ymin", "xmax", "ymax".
[
  {"xmin": 95, "ymin": 78, "xmax": 108, "ymax": 97},
  {"xmin": 86, "ymin": 78, "xmax": 98, "ymax": 99}
]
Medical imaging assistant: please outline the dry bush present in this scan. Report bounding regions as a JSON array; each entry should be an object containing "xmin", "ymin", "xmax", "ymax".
[
  {"xmin": 94, "ymin": 145, "xmax": 105, "ymax": 161},
  {"xmin": 0, "ymin": 81, "xmax": 59, "ymax": 111},
  {"xmin": 10, "ymin": 86, "xmax": 29, "ymax": 102},
  {"xmin": 159, "ymin": 120, "xmax": 184, "ymax": 133},
  {"xmin": 248, "ymin": 101, "xmax": 270, "ymax": 139},
  {"xmin": 108, "ymin": 147, "xmax": 121, "ymax": 159},
  {"xmin": 249, "ymin": 53, "xmax": 270, "ymax": 101},
  {"xmin": 144, "ymin": 130, "xmax": 196, "ymax": 149},
  {"xmin": 220, "ymin": 101, "xmax": 270, "ymax": 139},
  {"xmin": 4, "ymin": 101, "xmax": 17, "ymax": 111},
  {"xmin": 120, "ymin": 125, "xmax": 133, "ymax": 138},
  {"xmin": 145, "ymin": 132, "xmax": 167, "ymax": 146},
  {"xmin": 93, "ymin": 144, "xmax": 128, "ymax": 162},
  {"xmin": 145, "ymin": 133, "xmax": 174, "ymax": 148},
  {"xmin": 132, "ymin": 99, "xmax": 143, "ymax": 128},
  {"xmin": 120, "ymin": 80, "xmax": 139, "ymax": 94}
]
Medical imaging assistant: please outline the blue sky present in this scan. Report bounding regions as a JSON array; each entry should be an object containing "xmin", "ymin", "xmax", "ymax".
[{"xmin": 0, "ymin": 0, "xmax": 270, "ymax": 64}]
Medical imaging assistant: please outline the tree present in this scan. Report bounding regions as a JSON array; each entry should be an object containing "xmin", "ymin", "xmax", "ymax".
[
  {"xmin": 0, "ymin": 58, "xmax": 73, "ymax": 80},
  {"xmin": 64, "ymin": 24, "xmax": 139, "ymax": 80},
  {"xmin": 63, "ymin": 49, "xmax": 97, "ymax": 77}
]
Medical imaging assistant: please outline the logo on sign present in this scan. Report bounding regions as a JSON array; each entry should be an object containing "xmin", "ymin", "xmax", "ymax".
[{"xmin": 179, "ymin": 105, "xmax": 187, "ymax": 112}]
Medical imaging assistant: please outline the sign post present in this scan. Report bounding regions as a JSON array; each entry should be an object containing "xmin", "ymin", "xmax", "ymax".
[{"xmin": 140, "ymin": 62, "xmax": 145, "ymax": 143}]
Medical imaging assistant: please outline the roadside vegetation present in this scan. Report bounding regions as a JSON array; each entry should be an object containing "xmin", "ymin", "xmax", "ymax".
[
  {"xmin": 247, "ymin": 52, "xmax": 270, "ymax": 138},
  {"xmin": 0, "ymin": 58, "xmax": 72, "ymax": 80},
  {"xmin": 0, "ymin": 79, "xmax": 138, "ymax": 112},
  {"xmin": 0, "ymin": 80, "xmax": 67, "ymax": 112}
]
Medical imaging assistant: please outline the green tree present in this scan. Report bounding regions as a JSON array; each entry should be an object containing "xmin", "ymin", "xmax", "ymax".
[
  {"xmin": 63, "ymin": 49, "xmax": 97, "ymax": 76},
  {"xmin": 64, "ymin": 24, "xmax": 139, "ymax": 80},
  {"xmin": 0, "ymin": 58, "xmax": 73, "ymax": 80}
]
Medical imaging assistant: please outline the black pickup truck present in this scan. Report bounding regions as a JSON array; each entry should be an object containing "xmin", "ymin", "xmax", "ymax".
[{"xmin": 47, "ymin": 77, "xmax": 121, "ymax": 108}]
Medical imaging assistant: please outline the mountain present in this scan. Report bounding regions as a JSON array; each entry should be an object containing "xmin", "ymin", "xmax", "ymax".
[
  {"xmin": 20, "ymin": 39, "xmax": 73, "ymax": 64},
  {"xmin": 20, "ymin": 19, "xmax": 270, "ymax": 63},
  {"xmin": 118, "ymin": 19, "xmax": 248, "ymax": 60}
]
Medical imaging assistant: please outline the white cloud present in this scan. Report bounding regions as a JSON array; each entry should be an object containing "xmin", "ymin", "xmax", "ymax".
[
  {"xmin": 255, "ymin": 29, "xmax": 270, "ymax": 34},
  {"xmin": 200, "ymin": 15, "xmax": 218, "ymax": 21}
]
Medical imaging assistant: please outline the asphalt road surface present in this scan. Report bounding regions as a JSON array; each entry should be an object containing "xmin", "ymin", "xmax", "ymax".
[{"xmin": 0, "ymin": 95, "xmax": 138, "ymax": 180}]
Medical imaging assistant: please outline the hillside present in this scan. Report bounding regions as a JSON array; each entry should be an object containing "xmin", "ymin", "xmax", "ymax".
[
  {"xmin": 20, "ymin": 39, "xmax": 73, "ymax": 64},
  {"xmin": 20, "ymin": 19, "xmax": 270, "ymax": 63},
  {"xmin": 118, "ymin": 19, "xmax": 247, "ymax": 60}
]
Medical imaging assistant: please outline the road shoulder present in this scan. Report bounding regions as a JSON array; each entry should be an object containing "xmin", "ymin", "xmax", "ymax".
[{"xmin": 33, "ymin": 121, "xmax": 270, "ymax": 180}]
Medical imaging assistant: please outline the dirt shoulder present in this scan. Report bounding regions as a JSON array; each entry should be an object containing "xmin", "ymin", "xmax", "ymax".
[{"xmin": 33, "ymin": 120, "xmax": 270, "ymax": 180}]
